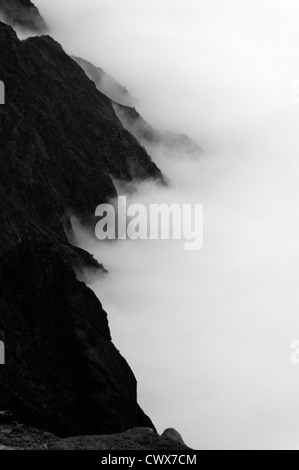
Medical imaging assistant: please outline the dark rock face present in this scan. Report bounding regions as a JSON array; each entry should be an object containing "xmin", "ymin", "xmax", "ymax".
[
  {"xmin": 0, "ymin": 241, "xmax": 154, "ymax": 436},
  {"xmin": 162, "ymin": 428, "xmax": 186, "ymax": 446},
  {"xmin": 73, "ymin": 56, "xmax": 136, "ymax": 107},
  {"xmin": 0, "ymin": 21, "xmax": 160, "ymax": 436},
  {"xmin": 0, "ymin": 0, "xmax": 47, "ymax": 33}
]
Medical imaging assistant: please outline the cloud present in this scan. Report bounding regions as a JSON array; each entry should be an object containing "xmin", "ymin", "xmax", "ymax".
[{"xmin": 36, "ymin": 0, "xmax": 299, "ymax": 449}]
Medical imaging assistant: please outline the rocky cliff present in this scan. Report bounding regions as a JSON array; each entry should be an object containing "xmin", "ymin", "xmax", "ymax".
[
  {"xmin": 0, "ymin": 20, "xmax": 162, "ymax": 437},
  {"xmin": 0, "ymin": 26, "xmax": 162, "ymax": 252},
  {"xmin": 0, "ymin": 0, "xmax": 47, "ymax": 33}
]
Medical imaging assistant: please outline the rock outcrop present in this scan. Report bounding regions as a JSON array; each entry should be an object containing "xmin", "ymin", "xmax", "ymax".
[
  {"xmin": 0, "ymin": 0, "xmax": 47, "ymax": 33},
  {"xmin": 0, "ymin": 20, "xmax": 161, "ymax": 436},
  {"xmin": 162, "ymin": 428, "xmax": 186, "ymax": 446},
  {"xmin": 0, "ymin": 422, "xmax": 191, "ymax": 450}
]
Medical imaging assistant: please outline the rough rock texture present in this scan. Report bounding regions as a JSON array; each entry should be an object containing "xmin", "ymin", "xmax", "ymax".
[
  {"xmin": 0, "ymin": 423, "xmax": 191, "ymax": 450},
  {"xmin": 0, "ymin": 241, "xmax": 154, "ymax": 436},
  {"xmin": 0, "ymin": 0, "xmax": 47, "ymax": 33},
  {"xmin": 0, "ymin": 21, "xmax": 161, "ymax": 437},
  {"xmin": 73, "ymin": 56, "xmax": 136, "ymax": 107},
  {"xmin": 162, "ymin": 428, "xmax": 186, "ymax": 446}
]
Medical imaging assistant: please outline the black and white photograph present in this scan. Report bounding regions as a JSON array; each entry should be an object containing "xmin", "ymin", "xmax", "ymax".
[{"xmin": 0, "ymin": 0, "xmax": 299, "ymax": 453}]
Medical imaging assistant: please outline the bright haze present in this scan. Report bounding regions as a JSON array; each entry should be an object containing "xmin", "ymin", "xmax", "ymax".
[{"xmin": 36, "ymin": 0, "xmax": 299, "ymax": 450}]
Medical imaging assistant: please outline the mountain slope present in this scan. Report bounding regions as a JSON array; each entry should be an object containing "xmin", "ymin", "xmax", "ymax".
[
  {"xmin": 113, "ymin": 102, "xmax": 202, "ymax": 154},
  {"xmin": 73, "ymin": 56, "xmax": 136, "ymax": 107},
  {"xmin": 0, "ymin": 0, "xmax": 47, "ymax": 33},
  {"xmin": 73, "ymin": 56, "xmax": 201, "ymax": 154},
  {"xmin": 0, "ymin": 26, "xmax": 162, "ymax": 254},
  {"xmin": 0, "ymin": 21, "xmax": 161, "ymax": 436}
]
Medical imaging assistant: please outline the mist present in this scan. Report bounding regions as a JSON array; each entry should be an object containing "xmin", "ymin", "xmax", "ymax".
[{"xmin": 35, "ymin": 0, "xmax": 299, "ymax": 449}]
